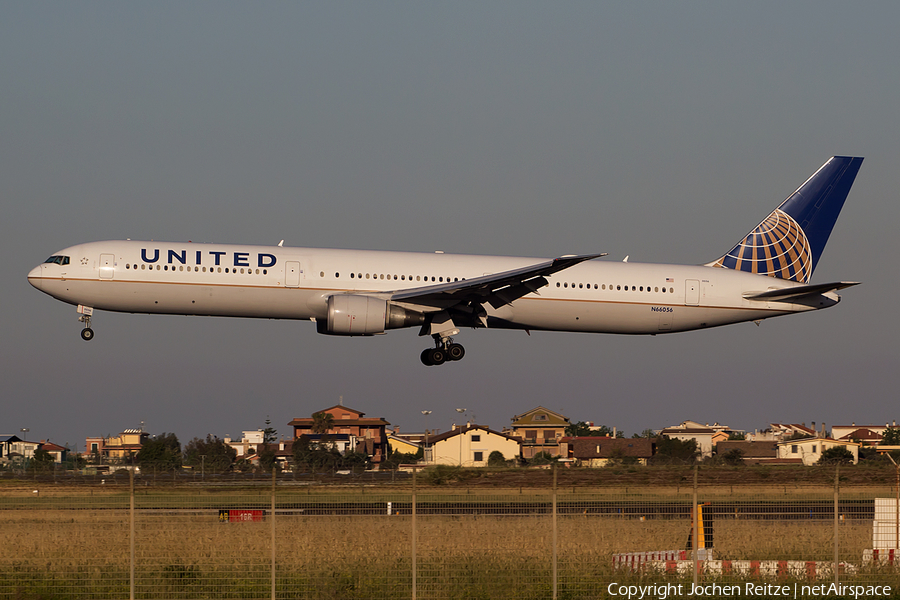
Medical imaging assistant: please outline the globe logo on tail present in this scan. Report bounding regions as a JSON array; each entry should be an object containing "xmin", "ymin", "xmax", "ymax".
[{"xmin": 710, "ymin": 208, "xmax": 813, "ymax": 283}]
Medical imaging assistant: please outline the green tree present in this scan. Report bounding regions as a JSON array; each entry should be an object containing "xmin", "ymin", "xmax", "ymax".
[
  {"xmin": 881, "ymin": 427, "xmax": 900, "ymax": 446},
  {"xmin": 311, "ymin": 412, "xmax": 335, "ymax": 434},
  {"xmin": 30, "ymin": 448, "xmax": 55, "ymax": 472},
  {"xmin": 263, "ymin": 416, "xmax": 277, "ymax": 444},
  {"xmin": 257, "ymin": 446, "xmax": 279, "ymax": 473},
  {"xmin": 183, "ymin": 435, "xmax": 237, "ymax": 474},
  {"xmin": 136, "ymin": 433, "xmax": 182, "ymax": 472},
  {"xmin": 291, "ymin": 435, "xmax": 341, "ymax": 472},
  {"xmin": 817, "ymin": 446, "xmax": 855, "ymax": 465},
  {"xmin": 564, "ymin": 421, "xmax": 593, "ymax": 437},
  {"xmin": 727, "ymin": 432, "xmax": 746, "ymax": 441},
  {"xmin": 487, "ymin": 450, "xmax": 508, "ymax": 467},
  {"xmin": 721, "ymin": 448, "xmax": 745, "ymax": 466},
  {"xmin": 632, "ymin": 429, "xmax": 656, "ymax": 439},
  {"xmin": 651, "ymin": 436, "xmax": 699, "ymax": 464},
  {"xmin": 530, "ymin": 451, "xmax": 557, "ymax": 465}
]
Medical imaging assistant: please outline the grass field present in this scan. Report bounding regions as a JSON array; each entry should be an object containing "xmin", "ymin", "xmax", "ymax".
[{"xmin": 2, "ymin": 477, "xmax": 899, "ymax": 599}]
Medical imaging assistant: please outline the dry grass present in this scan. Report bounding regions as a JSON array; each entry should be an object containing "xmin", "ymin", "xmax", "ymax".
[{"xmin": 2, "ymin": 488, "xmax": 899, "ymax": 599}]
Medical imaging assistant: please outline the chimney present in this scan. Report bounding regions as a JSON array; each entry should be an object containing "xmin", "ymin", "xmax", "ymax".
[
  {"xmin": 821, "ymin": 422, "xmax": 826, "ymax": 438},
  {"xmin": 613, "ymin": 426, "xmax": 617, "ymax": 438}
]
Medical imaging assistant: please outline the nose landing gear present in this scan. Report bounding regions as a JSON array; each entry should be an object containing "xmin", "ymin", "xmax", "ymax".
[
  {"xmin": 77, "ymin": 305, "xmax": 95, "ymax": 341},
  {"xmin": 420, "ymin": 337, "xmax": 466, "ymax": 366}
]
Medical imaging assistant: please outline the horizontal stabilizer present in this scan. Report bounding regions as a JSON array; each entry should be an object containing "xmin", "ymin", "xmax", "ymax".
[{"xmin": 743, "ymin": 281, "xmax": 860, "ymax": 302}]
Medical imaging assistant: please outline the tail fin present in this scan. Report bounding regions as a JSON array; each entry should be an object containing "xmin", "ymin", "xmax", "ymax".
[{"xmin": 708, "ymin": 156, "xmax": 863, "ymax": 283}]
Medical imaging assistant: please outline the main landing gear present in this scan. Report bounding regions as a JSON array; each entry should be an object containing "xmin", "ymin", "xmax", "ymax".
[
  {"xmin": 77, "ymin": 305, "xmax": 94, "ymax": 341},
  {"xmin": 420, "ymin": 337, "xmax": 466, "ymax": 366}
]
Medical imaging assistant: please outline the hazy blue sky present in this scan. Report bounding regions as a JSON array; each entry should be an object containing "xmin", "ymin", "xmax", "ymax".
[{"xmin": 3, "ymin": 2, "xmax": 898, "ymax": 450}]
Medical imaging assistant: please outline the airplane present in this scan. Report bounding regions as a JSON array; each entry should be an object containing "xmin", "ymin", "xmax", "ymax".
[{"xmin": 28, "ymin": 156, "xmax": 863, "ymax": 366}]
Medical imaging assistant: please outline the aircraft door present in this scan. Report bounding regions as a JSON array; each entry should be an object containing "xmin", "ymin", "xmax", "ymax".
[
  {"xmin": 99, "ymin": 254, "xmax": 115, "ymax": 279},
  {"xmin": 285, "ymin": 261, "xmax": 301, "ymax": 287},
  {"xmin": 685, "ymin": 279, "xmax": 699, "ymax": 306}
]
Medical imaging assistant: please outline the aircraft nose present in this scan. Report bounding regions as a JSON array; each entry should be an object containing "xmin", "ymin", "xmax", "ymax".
[{"xmin": 27, "ymin": 265, "xmax": 43, "ymax": 290}]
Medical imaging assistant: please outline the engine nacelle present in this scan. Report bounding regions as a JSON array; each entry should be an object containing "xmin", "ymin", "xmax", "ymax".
[{"xmin": 317, "ymin": 295, "xmax": 424, "ymax": 336}]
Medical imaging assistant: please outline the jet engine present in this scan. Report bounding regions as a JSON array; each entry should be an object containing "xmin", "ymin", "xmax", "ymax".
[{"xmin": 317, "ymin": 295, "xmax": 424, "ymax": 335}]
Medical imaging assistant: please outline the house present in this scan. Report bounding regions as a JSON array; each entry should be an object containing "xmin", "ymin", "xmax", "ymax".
[
  {"xmin": 836, "ymin": 428, "xmax": 883, "ymax": 447},
  {"xmin": 224, "ymin": 430, "xmax": 266, "ymax": 457},
  {"xmin": 427, "ymin": 424, "xmax": 520, "ymax": 466},
  {"xmin": 387, "ymin": 434, "xmax": 421, "ymax": 457},
  {"xmin": 832, "ymin": 422, "xmax": 898, "ymax": 442},
  {"xmin": 38, "ymin": 441, "xmax": 68, "ymax": 463},
  {"xmin": 777, "ymin": 437, "xmax": 860, "ymax": 465},
  {"xmin": 658, "ymin": 421, "xmax": 731, "ymax": 459},
  {"xmin": 562, "ymin": 437, "xmax": 654, "ymax": 466},
  {"xmin": 0, "ymin": 435, "xmax": 41, "ymax": 461},
  {"xmin": 288, "ymin": 405, "xmax": 390, "ymax": 463},
  {"xmin": 507, "ymin": 407, "xmax": 570, "ymax": 459},
  {"xmin": 85, "ymin": 429, "xmax": 149, "ymax": 462},
  {"xmin": 715, "ymin": 440, "xmax": 782, "ymax": 465},
  {"xmin": 0, "ymin": 435, "xmax": 21, "ymax": 460}
]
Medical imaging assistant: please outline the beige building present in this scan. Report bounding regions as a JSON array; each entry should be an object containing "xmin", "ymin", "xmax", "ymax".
[
  {"xmin": 777, "ymin": 437, "xmax": 860, "ymax": 465},
  {"xmin": 508, "ymin": 407, "xmax": 570, "ymax": 459},
  {"xmin": 85, "ymin": 429, "xmax": 148, "ymax": 462},
  {"xmin": 658, "ymin": 421, "xmax": 730, "ymax": 459},
  {"xmin": 428, "ymin": 425, "xmax": 520, "ymax": 466}
]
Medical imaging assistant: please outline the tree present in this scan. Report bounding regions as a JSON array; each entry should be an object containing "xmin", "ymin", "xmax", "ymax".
[
  {"xmin": 817, "ymin": 446, "xmax": 855, "ymax": 465},
  {"xmin": 183, "ymin": 435, "xmax": 237, "ymax": 474},
  {"xmin": 263, "ymin": 416, "xmax": 277, "ymax": 444},
  {"xmin": 30, "ymin": 449, "xmax": 55, "ymax": 472},
  {"xmin": 650, "ymin": 436, "xmax": 699, "ymax": 464},
  {"xmin": 727, "ymin": 432, "xmax": 746, "ymax": 441},
  {"xmin": 311, "ymin": 412, "xmax": 335, "ymax": 434},
  {"xmin": 881, "ymin": 427, "xmax": 900, "ymax": 446},
  {"xmin": 257, "ymin": 446, "xmax": 279, "ymax": 473},
  {"xmin": 632, "ymin": 429, "xmax": 656, "ymax": 439},
  {"xmin": 721, "ymin": 448, "xmax": 745, "ymax": 466},
  {"xmin": 530, "ymin": 451, "xmax": 557, "ymax": 465},
  {"xmin": 565, "ymin": 421, "xmax": 594, "ymax": 437},
  {"xmin": 136, "ymin": 433, "xmax": 182, "ymax": 472},
  {"xmin": 291, "ymin": 434, "xmax": 341, "ymax": 472},
  {"xmin": 487, "ymin": 450, "xmax": 508, "ymax": 467}
]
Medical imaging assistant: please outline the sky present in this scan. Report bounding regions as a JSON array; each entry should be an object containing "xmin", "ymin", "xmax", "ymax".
[{"xmin": 2, "ymin": 2, "xmax": 899, "ymax": 451}]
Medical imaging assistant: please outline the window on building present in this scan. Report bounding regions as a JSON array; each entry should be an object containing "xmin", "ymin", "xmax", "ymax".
[
  {"xmin": 473, "ymin": 451, "xmax": 483, "ymax": 462},
  {"xmin": 792, "ymin": 445, "xmax": 798, "ymax": 454},
  {"xmin": 471, "ymin": 435, "xmax": 481, "ymax": 442}
]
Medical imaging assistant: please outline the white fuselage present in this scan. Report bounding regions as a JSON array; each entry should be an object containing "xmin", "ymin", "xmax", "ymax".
[{"xmin": 27, "ymin": 240, "xmax": 835, "ymax": 336}]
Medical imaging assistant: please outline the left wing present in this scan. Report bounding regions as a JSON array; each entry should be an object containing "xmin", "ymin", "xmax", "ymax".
[
  {"xmin": 743, "ymin": 281, "xmax": 860, "ymax": 302},
  {"xmin": 384, "ymin": 253, "xmax": 606, "ymax": 312}
]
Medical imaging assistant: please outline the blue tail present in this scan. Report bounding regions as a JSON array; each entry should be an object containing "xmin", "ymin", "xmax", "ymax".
[{"xmin": 708, "ymin": 156, "xmax": 863, "ymax": 283}]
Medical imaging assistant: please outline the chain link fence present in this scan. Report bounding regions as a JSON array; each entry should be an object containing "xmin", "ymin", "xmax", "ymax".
[{"xmin": 2, "ymin": 467, "xmax": 899, "ymax": 599}]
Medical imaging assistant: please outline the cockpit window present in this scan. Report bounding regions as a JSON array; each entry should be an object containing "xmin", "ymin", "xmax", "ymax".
[{"xmin": 44, "ymin": 255, "xmax": 70, "ymax": 265}]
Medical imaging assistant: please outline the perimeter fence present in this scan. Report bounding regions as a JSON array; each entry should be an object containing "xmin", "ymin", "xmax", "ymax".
[{"xmin": 2, "ymin": 466, "xmax": 900, "ymax": 599}]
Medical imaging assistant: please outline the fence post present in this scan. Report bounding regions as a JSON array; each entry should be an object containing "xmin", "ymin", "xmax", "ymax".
[
  {"xmin": 412, "ymin": 468, "xmax": 417, "ymax": 600},
  {"xmin": 552, "ymin": 462, "xmax": 558, "ymax": 600},
  {"xmin": 130, "ymin": 469, "xmax": 135, "ymax": 600},
  {"xmin": 833, "ymin": 465, "xmax": 839, "ymax": 586},
  {"xmin": 693, "ymin": 466, "xmax": 699, "ymax": 588},
  {"xmin": 271, "ymin": 469, "xmax": 276, "ymax": 600}
]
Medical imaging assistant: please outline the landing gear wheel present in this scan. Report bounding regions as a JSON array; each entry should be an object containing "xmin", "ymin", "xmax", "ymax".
[
  {"xmin": 447, "ymin": 343, "xmax": 465, "ymax": 361},
  {"xmin": 81, "ymin": 328, "xmax": 95, "ymax": 341},
  {"xmin": 428, "ymin": 347, "xmax": 446, "ymax": 365},
  {"xmin": 420, "ymin": 348, "xmax": 434, "ymax": 366}
]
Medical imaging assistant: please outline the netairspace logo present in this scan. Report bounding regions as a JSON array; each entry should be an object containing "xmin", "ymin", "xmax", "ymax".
[{"xmin": 605, "ymin": 582, "xmax": 892, "ymax": 599}]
